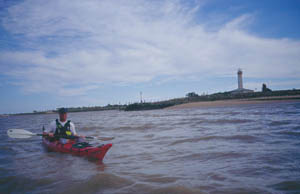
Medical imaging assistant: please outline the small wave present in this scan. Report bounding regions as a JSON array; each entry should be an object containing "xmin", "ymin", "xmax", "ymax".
[
  {"xmin": 174, "ymin": 121, "xmax": 196, "ymax": 126},
  {"xmin": 172, "ymin": 151, "xmax": 249, "ymax": 163},
  {"xmin": 224, "ymin": 135, "xmax": 259, "ymax": 143},
  {"xmin": 59, "ymin": 173, "xmax": 133, "ymax": 194},
  {"xmin": 143, "ymin": 134, "xmax": 155, "ymax": 138},
  {"xmin": 293, "ymin": 126, "xmax": 300, "ymax": 130},
  {"xmin": 284, "ymin": 111, "xmax": 300, "ymax": 115},
  {"xmin": 139, "ymin": 174, "xmax": 179, "ymax": 184},
  {"xmin": 270, "ymin": 180, "xmax": 300, "ymax": 192},
  {"xmin": 80, "ymin": 126, "xmax": 101, "ymax": 131},
  {"xmin": 111, "ymin": 126, "xmax": 135, "ymax": 131},
  {"xmin": 277, "ymin": 131, "xmax": 300, "ymax": 137},
  {"xmin": 147, "ymin": 113, "xmax": 183, "ymax": 118},
  {"xmin": 213, "ymin": 187, "xmax": 267, "ymax": 194},
  {"xmin": 204, "ymin": 119, "xmax": 253, "ymax": 125},
  {"xmin": 0, "ymin": 144, "xmax": 16, "ymax": 153},
  {"xmin": 186, "ymin": 152, "xmax": 249, "ymax": 161},
  {"xmin": 169, "ymin": 137, "xmax": 211, "ymax": 146},
  {"xmin": 169, "ymin": 135, "xmax": 259, "ymax": 146},
  {"xmin": 149, "ymin": 185, "xmax": 204, "ymax": 194},
  {"xmin": 0, "ymin": 175, "xmax": 54, "ymax": 194},
  {"xmin": 114, "ymin": 154, "xmax": 132, "ymax": 159},
  {"xmin": 206, "ymin": 172, "xmax": 227, "ymax": 181},
  {"xmin": 224, "ymin": 112, "xmax": 241, "ymax": 116},
  {"xmin": 111, "ymin": 124, "xmax": 154, "ymax": 131},
  {"xmin": 195, "ymin": 112, "xmax": 220, "ymax": 116},
  {"xmin": 269, "ymin": 121, "xmax": 291, "ymax": 126}
]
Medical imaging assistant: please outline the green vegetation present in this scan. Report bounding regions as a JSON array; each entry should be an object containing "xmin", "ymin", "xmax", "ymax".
[
  {"xmin": 124, "ymin": 102, "xmax": 175, "ymax": 111},
  {"xmin": 12, "ymin": 104, "xmax": 126, "ymax": 115},
  {"xmin": 65, "ymin": 104, "xmax": 126, "ymax": 112},
  {"xmin": 186, "ymin": 92, "xmax": 199, "ymax": 98}
]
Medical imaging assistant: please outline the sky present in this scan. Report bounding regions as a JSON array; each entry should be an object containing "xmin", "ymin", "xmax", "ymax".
[{"xmin": 0, "ymin": 0, "xmax": 300, "ymax": 114}]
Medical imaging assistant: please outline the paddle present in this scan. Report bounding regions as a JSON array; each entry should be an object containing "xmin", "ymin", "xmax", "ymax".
[{"xmin": 7, "ymin": 129, "xmax": 114, "ymax": 141}]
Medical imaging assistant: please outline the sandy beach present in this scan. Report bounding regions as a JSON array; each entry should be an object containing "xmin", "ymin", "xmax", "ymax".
[{"xmin": 166, "ymin": 95, "xmax": 300, "ymax": 110}]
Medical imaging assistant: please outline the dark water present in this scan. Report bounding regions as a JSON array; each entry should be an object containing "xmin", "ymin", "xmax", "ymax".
[{"xmin": 1, "ymin": 101, "xmax": 300, "ymax": 194}]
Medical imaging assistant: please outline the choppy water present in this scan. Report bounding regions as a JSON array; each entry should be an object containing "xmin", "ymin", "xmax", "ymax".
[{"xmin": 1, "ymin": 101, "xmax": 300, "ymax": 194}]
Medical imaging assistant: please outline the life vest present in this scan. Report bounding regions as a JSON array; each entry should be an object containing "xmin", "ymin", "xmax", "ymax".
[{"xmin": 54, "ymin": 119, "xmax": 72, "ymax": 137}]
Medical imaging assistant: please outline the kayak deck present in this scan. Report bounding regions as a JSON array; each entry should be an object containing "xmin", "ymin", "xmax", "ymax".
[{"xmin": 42, "ymin": 137, "xmax": 112, "ymax": 162}]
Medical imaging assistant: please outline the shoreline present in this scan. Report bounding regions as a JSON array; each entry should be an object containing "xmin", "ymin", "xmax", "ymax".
[{"xmin": 166, "ymin": 95, "xmax": 300, "ymax": 110}]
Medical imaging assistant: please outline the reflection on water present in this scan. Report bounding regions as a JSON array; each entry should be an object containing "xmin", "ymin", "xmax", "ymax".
[{"xmin": 1, "ymin": 101, "xmax": 300, "ymax": 193}]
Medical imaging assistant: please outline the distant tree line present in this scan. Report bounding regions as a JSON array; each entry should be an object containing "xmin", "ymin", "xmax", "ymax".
[
  {"xmin": 124, "ymin": 88, "xmax": 300, "ymax": 111},
  {"xmin": 62, "ymin": 104, "xmax": 127, "ymax": 113},
  {"xmin": 124, "ymin": 102, "xmax": 175, "ymax": 111}
]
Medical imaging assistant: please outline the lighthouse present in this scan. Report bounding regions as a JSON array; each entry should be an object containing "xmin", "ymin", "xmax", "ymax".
[
  {"xmin": 238, "ymin": 69, "xmax": 243, "ymax": 90},
  {"xmin": 230, "ymin": 69, "xmax": 254, "ymax": 94}
]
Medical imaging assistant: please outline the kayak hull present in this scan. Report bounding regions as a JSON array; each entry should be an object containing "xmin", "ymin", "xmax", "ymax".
[{"xmin": 42, "ymin": 136, "xmax": 112, "ymax": 162}]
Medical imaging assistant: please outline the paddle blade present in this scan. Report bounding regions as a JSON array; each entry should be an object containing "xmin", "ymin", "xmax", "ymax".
[{"xmin": 7, "ymin": 129, "xmax": 36, "ymax": 138}]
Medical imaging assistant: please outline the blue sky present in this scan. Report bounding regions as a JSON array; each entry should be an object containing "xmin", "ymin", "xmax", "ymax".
[{"xmin": 0, "ymin": 0, "xmax": 300, "ymax": 114}]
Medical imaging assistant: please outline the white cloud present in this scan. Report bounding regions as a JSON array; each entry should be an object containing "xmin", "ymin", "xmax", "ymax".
[{"xmin": 1, "ymin": 0, "xmax": 300, "ymax": 96}]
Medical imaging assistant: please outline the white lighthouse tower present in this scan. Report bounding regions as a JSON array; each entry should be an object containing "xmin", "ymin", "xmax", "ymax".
[
  {"xmin": 238, "ymin": 68, "xmax": 243, "ymax": 90},
  {"xmin": 230, "ymin": 69, "xmax": 254, "ymax": 94}
]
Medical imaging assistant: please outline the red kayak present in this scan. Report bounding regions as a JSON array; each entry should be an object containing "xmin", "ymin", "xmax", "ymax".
[{"xmin": 42, "ymin": 135, "xmax": 112, "ymax": 162}]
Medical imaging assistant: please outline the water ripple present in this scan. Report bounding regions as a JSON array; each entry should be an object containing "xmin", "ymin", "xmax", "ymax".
[{"xmin": 1, "ymin": 101, "xmax": 300, "ymax": 194}]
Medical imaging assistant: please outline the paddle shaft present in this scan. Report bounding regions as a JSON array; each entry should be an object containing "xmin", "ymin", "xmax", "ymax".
[
  {"xmin": 45, "ymin": 134, "xmax": 114, "ymax": 141},
  {"xmin": 7, "ymin": 129, "xmax": 114, "ymax": 141},
  {"xmin": 43, "ymin": 133, "xmax": 108, "ymax": 140},
  {"xmin": 33, "ymin": 133, "xmax": 110, "ymax": 140}
]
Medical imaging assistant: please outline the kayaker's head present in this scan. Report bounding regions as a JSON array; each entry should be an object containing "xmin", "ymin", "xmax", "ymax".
[{"xmin": 58, "ymin": 108, "xmax": 68, "ymax": 122}]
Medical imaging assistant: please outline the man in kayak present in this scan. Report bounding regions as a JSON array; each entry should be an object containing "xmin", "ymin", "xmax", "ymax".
[{"xmin": 44, "ymin": 107, "xmax": 78, "ymax": 144}]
